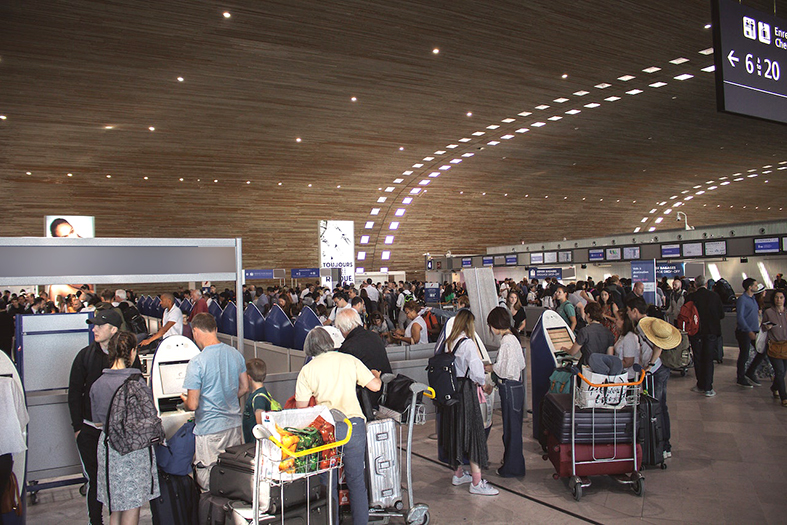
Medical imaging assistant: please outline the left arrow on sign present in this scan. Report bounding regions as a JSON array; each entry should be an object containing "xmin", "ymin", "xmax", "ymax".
[{"xmin": 727, "ymin": 50, "xmax": 739, "ymax": 67}]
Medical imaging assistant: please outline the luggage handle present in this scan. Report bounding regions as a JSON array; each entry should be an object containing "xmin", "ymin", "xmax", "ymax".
[
  {"xmin": 422, "ymin": 387, "xmax": 436, "ymax": 399},
  {"xmin": 253, "ymin": 418, "xmax": 353, "ymax": 458},
  {"xmin": 375, "ymin": 457, "xmax": 392, "ymax": 473}
]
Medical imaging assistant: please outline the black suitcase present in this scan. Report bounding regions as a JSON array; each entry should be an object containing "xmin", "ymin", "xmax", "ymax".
[
  {"xmin": 258, "ymin": 497, "xmax": 329, "ymax": 525},
  {"xmin": 150, "ymin": 470, "xmax": 200, "ymax": 525},
  {"xmin": 210, "ymin": 443, "xmax": 321, "ymax": 511},
  {"xmin": 638, "ymin": 393, "xmax": 667, "ymax": 470},
  {"xmin": 540, "ymin": 393, "xmax": 634, "ymax": 444},
  {"xmin": 199, "ymin": 492, "xmax": 231, "ymax": 525}
]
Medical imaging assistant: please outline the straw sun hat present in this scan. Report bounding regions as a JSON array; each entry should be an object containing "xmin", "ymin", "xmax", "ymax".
[{"xmin": 638, "ymin": 317, "xmax": 682, "ymax": 350}]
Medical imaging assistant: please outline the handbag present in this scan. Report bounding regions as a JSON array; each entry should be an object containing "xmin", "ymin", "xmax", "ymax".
[
  {"xmin": 755, "ymin": 330, "xmax": 768, "ymax": 354},
  {"xmin": 1, "ymin": 471, "xmax": 23, "ymax": 524},
  {"xmin": 767, "ymin": 340, "xmax": 787, "ymax": 359}
]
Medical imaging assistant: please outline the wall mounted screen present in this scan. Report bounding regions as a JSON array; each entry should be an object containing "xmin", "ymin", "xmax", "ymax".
[
  {"xmin": 606, "ymin": 248, "xmax": 621, "ymax": 261},
  {"xmin": 661, "ymin": 244, "xmax": 681, "ymax": 258},
  {"xmin": 558, "ymin": 251, "xmax": 572, "ymax": 263},
  {"xmin": 754, "ymin": 237, "xmax": 780, "ymax": 254},
  {"xmin": 623, "ymin": 246, "xmax": 641, "ymax": 260},
  {"xmin": 704, "ymin": 240, "xmax": 728, "ymax": 256},
  {"xmin": 588, "ymin": 249, "xmax": 604, "ymax": 261},
  {"xmin": 530, "ymin": 253, "xmax": 544, "ymax": 265},
  {"xmin": 682, "ymin": 243, "xmax": 703, "ymax": 258},
  {"xmin": 544, "ymin": 252, "xmax": 557, "ymax": 264}
]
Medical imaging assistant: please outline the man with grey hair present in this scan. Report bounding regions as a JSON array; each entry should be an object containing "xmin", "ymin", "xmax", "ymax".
[
  {"xmin": 141, "ymin": 292, "xmax": 183, "ymax": 346},
  {"xmin": 336, "ymin": 308, "xmax": 392, "ymax": 379},
  {"xmin": 297, "ymin": 327, "xmax": 381, "ymax": 525},
  {"xmin": 686, "ymin": 275, "xmax": 725, "ymax": 397}
]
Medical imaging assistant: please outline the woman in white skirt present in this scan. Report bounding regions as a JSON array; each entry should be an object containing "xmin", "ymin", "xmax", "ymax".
[{"xmin": 90, "ymin": 331, "xmax": 159, "ymax": 525}]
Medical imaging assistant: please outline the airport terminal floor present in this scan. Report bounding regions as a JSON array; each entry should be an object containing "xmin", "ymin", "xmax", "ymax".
[{"xmin": 26, "ymin": 341, "xmax": 787, "ymax": 525}]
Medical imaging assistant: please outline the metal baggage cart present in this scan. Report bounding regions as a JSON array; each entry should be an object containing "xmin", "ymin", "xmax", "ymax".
[
  {"xmin": 564, "ymin": 369, "xmax": 646, "ymax": 501},
  {"xmin": 245, "ymin": 409, "xmax": 352, "ymax": 525},
  {"xmin": 368, "ymin": 374, "xmax": 433, "ymax": 525}
]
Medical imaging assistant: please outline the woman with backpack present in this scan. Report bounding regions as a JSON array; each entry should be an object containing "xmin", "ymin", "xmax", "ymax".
[
  {"xmin": 437, "ymin": 309, "xmax": 499, "ymax": 496},
  {"xmin": 90, "ymin": 331, "xmax": 160, "ymax": 525}
]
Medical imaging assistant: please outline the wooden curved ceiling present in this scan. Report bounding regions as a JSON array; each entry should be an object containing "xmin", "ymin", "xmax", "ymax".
[{"xmin": 1, "ymin": 0, "xmax": 785, "ymax": 277}]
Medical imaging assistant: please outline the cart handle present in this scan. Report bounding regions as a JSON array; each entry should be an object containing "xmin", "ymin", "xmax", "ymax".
[
  {"xmin": 422, "ymin": 387, "xmax": 436, "ymax": 399},
  {"xmin": 576, "ymin": 370, "xmax": 646, "ymax": 388},
  {"xmin": 267, "ymin": 418, "xmax": 353, "ymax": 459}
]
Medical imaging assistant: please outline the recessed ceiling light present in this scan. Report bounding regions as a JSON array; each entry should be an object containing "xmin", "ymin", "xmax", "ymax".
[
  {"xmin": 486, "ymin": 124, "xmax": 500, "ymax": 130},
  {"xmin": 535, "ymin": 105, "xmax": 550, "ymax": 110},
  {"xmin": 595, "ymin": 83, "xmax": 612, "ymax": 89},
  {"xmin": 501, "ymin": 118, "xmax": 515, "ymax": 123},
  {"xmin": 410, "ymin": 188, "xmax": 421, "ymax": 194},
  {"xmin": 360, "ymin": 235, "xmax": 370, "ymax": 243},
  {"xmin": 584, "ymin": 103, "xmax": 601, "ymax": 108},
  {"xmin": 412, "ymin": 163, "xmax": 423, "ymax": 168},
  {"xmin": 458, "ymin": 138, "xmax": 471, "ymax": 142},
  {"xmin": 179, "ymin": 177, "xmax": 184, "ymax": 181},
  {"xmin": 649, "ymin": 82, "xmax": 667, "ymax": 88},
  {"xmin": 518, "ymin": 111, "xmax": 532, "ymax": 117},
  {"xmin": 370, "ymin": 208, "xmax": 380, "ymax": 215},
  {"xmin": 459, "ymin": 191, "xmax": 464, "ymax": 194},
  {"xmin": 393, "ymin": 178, "xmax": 404, "ymax": 183},
  {"xmin": 389, "ymin": 222, "xmax": 399, "ymax": 230},
  {"xmin": 450, "ymin": 158, "xmax": 462, "ymax": 163},
  {"xmin": 377, "ymin": 197, "xmax": 386, "ymax": 203},
  {"xmin": 562, "ymin": 73, "xmax": 568, "ymax": 79},
  {"xmin": 604, "ymin": 96, "xmax": 621, "ymax": 102},
  {"xmin": 699, "ymin": 47, "xmax": 714, "ymax": 55},
  {"xmin": 565, "ymin": 109, "xmax": 581, "ymax": 115},
  {"xmin": 365, "ymin": 221, "xmax": 374, "ymax": 228},
  {"xmin": 278, "ymin": 182, "xmax": 282, "ymax": 185},
  {"xmin": 641, "ymin": 218, "xmax": 648, "ymax": 223},
  {"xmin": 423, "ymin": 156, "xmax": 434, "ymax": 161},
  {"xmin": 428, "ymin": 172, "xmax": 440, "ymax": 177},
  {"xmin": 461, "ymin": 153, "xmax": 474, "ymax": 158},
  {"xmin": 223, "ymin": 11, "xmax": 231, "ymax": 18},
  {"xmin": 402, "ymin": 170, "xmax": 413, "ymax": 175},
  {"xmin": 296, "ymin": 137, "xmax": 302, "ymax": 142},
  {"xmin": 704, "ymin": 23, "xmax": 712, "ymax": 29},
  {"xmin": 554, "ymin": 98, "xmax": 569, "ymax": 103},
  {"xmin": 515, "ymin": 128, "xmax": 529, "ymax": 133},
  {"xmin": 106, "ymin": 174, "xmax": 112, "ymax": 178},
  {"xmin": 674, "ymin": 74, "xmax": 694, "ymax": 81},
  {"xmin": 357, "ymin": 251, "xmax": 366, "ymax": 260},
  {"xmin": 399, "ymin": 146, "xmax": 404, "ymax": 151},
  {"xmin": 308, "ymin": 183, "xmax": 312, "ymax": 187},
  {"xmin": 618, "ymin": 75, "xmax": 636, "ymax": 81},
  {"xmin": 655, "ymin": 217, "xmax": 663, "ymax": 224},
  {"xmin": 214, "ymin": 179, "xmax": 218, "ymax": 183},
  {"xmin": 472, "ymin": 131, "xmax": 485, "ymax": 136},
  {"xmin": 432, "ymin": 48, "xmax": 440, "ymax": 54},
  {"xmin": 634, "ymin": 227, "xmax": 641, "ymax": 233},
  {"xmin": 626, "ymin": 89, "xmax": 643, "ymax": 95},
  {"xmin": 418, "ymin": 179, "xmax": 430, "ymax": 185},
  {"xmin": 395, "ymin": 209, "xmax": 405, "ymax": 217},
  {"xmin": 648, "ymin": 227, "xmax": 656, "ymax": 232},
  {"xmin": 351, "ymin": 96, "xmax": 357, "ymax": 102},
  {"xmin": 487, "ymin": 141, "xmax": 500, "ymax": 145},
  {"xmin": 177, "ymin": 77, "xmax": 184, "ymax": 82},
  {"xmin": 144, "ymin": 176, "xmax": 149, "ymax": 180},
  {"xmin": 0, "ymin": 115, "xmax": 6, "ymax": 120},
  {"xmin": 385, "ymin": 186, "xmax": 395, "ymax": 192},
  {"xmin": 532, "ymin": 121, "xmax": 546, "ymax": 127},
  {"xmin": 573, "ymin": 90, "xmax": 589, "ymax": 96},
  {"xmin": 482, "ymin": 192, "xmax": 486, "ymax": 196},
  {"xmin": 148, "ymin": 126, "xmax": 155, "ymax": 131},
  {"xmin": 501, "ymin": 134, "xmax": 514, "ymax": 139},
  {"xmin": 701, "ymin": 65, "xmax": 716, "ymax": 72},
  {"xmin": 439, "ymin": 165, "xmax": 451, "ymax": 170},
  {"xmin": 402, "ymin": 198, "xmax": 413, "ymax": 204},
  {"xmin": 67, "ymin": 173, "xmax": 72, "ymax": 177},
  {"xmin": 381, "ymin": 250, "xmax": 391, "ymax": 259},
  {"xmin": 466, "ymin": 112, "xmax": 472, "ymax": 117},
  {"xmin": 505, "ymin": 194, "xmax": 508, "ymax": 197},
  {"xmin": 548, "ymin": 116, "xmax": 562, "ymax": 121},
  {"xmin": 670, "ymin": 57, "xmax": 689, "ymax": 65},
  {"xmin": 104, "ymin": 125, "xmax": 113, "ymax": 129}
]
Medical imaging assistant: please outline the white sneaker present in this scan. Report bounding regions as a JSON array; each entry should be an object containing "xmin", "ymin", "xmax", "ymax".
[
  {"xmin": 452, "ymin": 471, "xmax": 472, "ymax": 486},
  {"xmin": 663, "ymin": 450, "xmax": 672, "ymax": 459},
  {"xmin": 469, "ymin": 479, "xmax": 499, "ymax": 496},
  {"xmin": 704, "ymin": 389, "xmax": 717, "ymax": 397}
]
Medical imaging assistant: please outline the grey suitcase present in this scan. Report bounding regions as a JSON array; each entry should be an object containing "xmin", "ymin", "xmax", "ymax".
[{"xmin": 366, "ymin": 418, "xmax": 402, "ymax": 510}]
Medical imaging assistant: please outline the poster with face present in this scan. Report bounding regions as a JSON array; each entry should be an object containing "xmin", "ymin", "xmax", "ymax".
[
  {"xmin": 319, "ymin": 220, "xmax": 355, "ymax": 288},
  {"xmin": 44, "ymin": 215, "xmax": 95, "ymax": 238}
]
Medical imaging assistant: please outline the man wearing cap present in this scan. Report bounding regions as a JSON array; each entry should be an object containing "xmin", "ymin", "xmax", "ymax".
[
  {"xmin": 68, "ymin": 310, "xmax": 140, "ymax": 525},
  {"xmin": 736, "ymin": 278, "xmax": 765, "ymax": 388},
  {"xmin": 775, "ymin": 273, "xmax": 787, "ymax": 291},
  {"xmin": 626, "ymin": 296, "xmax": 676, "ymax": 459},
  {"xmin": 686, "ymin": 275, "xmax": 725, "ymax": 397}
]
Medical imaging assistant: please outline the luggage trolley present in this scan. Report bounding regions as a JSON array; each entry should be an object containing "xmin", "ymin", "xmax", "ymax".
[
  {"xmin": 246, "ymin": 409, "xmax": 353, "ymax": 525},
  {"xmin": 368, "ymin": 374, "xmax": 434, "ymax": 525},
  {"xmin": 544, "ymin": 369, "xmax": 646, "ymax": 502}
]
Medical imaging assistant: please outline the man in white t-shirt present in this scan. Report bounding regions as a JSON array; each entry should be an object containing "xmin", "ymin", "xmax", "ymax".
[
  {"xmin": 141, "ymin": 292, "xmax": 183, "ymax": 346},
  {"xmin": 363, "ymin": 278, "xmax": 380, "ymax": 312},
  {"xmin": 324, "ymin": 291, "xmax": 351, "ymax": 326}
]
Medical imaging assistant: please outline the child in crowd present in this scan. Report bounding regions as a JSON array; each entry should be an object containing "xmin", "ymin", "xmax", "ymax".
[
  {"xmin": 242, "ymin": 358, "xmax": 280, "ymax": 443},
  {"xmin": 369, "ymin": 312, "xmax": 390, "ymax": 341}
]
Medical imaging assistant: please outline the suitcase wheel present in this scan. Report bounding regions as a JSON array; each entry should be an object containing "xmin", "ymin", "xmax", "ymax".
[{"xmin": 542, "ymin": 454, "xmax": 548, "ymax": 461}]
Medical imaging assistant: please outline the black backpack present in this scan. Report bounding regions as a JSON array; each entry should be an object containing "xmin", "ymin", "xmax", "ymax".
[
  {"xmin": 426, "ymin": 337, "xmax": 468, "ymax": 406},
  {"xmin": 118, "ymin": 302, "xmax": 149, "ymax": 334},
  {"xmin": 104, "ymin": 373, "xmax": 164, "ymax": 508},
  {"xmin": 713, "ymin": 278, "xmax": 736, "ymax": 305}
]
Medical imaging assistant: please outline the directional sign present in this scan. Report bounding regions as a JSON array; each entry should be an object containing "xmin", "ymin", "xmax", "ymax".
[{"xmin": 712, "ymin": 0, "xmax": 787, "ymax": 124}]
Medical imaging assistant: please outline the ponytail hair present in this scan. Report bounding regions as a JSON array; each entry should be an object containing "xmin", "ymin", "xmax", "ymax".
[{"xmin": 108, "ymin": 331, "xmax": 137, "ymax": 368}]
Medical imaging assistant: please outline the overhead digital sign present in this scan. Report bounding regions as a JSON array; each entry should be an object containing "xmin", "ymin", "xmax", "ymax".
[
  {"xmin": 505, "ymin": 254, "xmax": 518, "ymax": 265},
  {"xmin": 705, "ymin": 240, "xmax": 728, "ymax": 256},
  {"xmin": 544, "ymin": 252, "xmax": 557, "ymax": 264},
  {"xmin": 606, "ymin": 248, "xmax": 621, "ymax": 261},
  {"xmin": 712, "ymin": 0, "xmax": 787, "ymax": 124},
  {"xmin": 558, "ymin": 251, "xmax": 573, "ymax": 263},
  {"xmin": 530, "ymin": 253, "xmax": 544, "ymax": 265},
  {"xmin": 623, "ymin": 246, "xmax": 641, "ymax": 260},
  {"xmin": 661, "ymin": 244, "xmax": 681, "ymax": 259},
  {"xmin": 754, "ymin": 237, "xmax": 780, "ymax": 254},
  {"xmin": 462, "ymin": 257, "xmax": 472, "ymax": 268},
  {"xmin": 682, "ymin": 243, "xmax": 703, "ymax": 258},
  {"xmin": 588, "ymin": 249, "xmax": 605, "ymax": 261}
]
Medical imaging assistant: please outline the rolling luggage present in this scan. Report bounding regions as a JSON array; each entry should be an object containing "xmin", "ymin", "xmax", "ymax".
[
  {"xmin": 638, "ymin": 393, "xmax": 667, "ymax": 469},
  {"xmin": 540, "ymin": 393, "xmax": 634, "ymax": 444},
  {"xmin": 366, "ymin": 418, "xmax": 402, "ymax": 510},
  {"xmin": 210, "ymin": 443, "xmax": 320, "ymax": 511},
  {"xmin": 544, "ymin": 431, "xmax": 641, "ymax": 478},
  {"xmin": 199, "ymin": 492, "xmax": 231, "ymax": 525},
  {"xmin": 228, "ymin": 498, "xmax": 329, "ymax": 525},
  {"xmin": 150, "ymin": 469, "xmax": 200, "ymax": 525}
]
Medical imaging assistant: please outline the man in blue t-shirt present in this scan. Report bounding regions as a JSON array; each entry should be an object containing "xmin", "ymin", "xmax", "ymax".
[
  {"xmin": 736, "ymin": 278, "xmax": 764, "ymax": 388},
  {"xmin": 181, "ymin": 313, "xmax": 248, "ymax": 491}
]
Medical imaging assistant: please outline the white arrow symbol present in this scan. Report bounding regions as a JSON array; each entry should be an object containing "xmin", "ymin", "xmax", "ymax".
[{"xmin": 728, "ymin": 50, "xmax": 739, "ymax": 67}]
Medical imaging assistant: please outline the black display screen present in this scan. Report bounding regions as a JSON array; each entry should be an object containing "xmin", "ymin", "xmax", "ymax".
[{"xmin": 712, "ymin": 0, "xmax": 787, "ymax": 124}]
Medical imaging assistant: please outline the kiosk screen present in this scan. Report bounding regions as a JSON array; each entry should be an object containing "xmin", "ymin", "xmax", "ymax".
[
  {"xmin": 547, "ymin": 327, "xmax": 573, "ymax": 349},
  {"xmin": 160, "ymin": 360, "xmax": 190, "ymax": 397}
]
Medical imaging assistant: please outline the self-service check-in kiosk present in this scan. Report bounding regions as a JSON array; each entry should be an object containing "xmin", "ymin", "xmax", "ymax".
[
  {"xmin": 150, "ymin": 335, "xmax": 200, "ymax": 438},
  {"xmin": 530, "ymin": 310, "xmax": 578, "ymax": 439}
]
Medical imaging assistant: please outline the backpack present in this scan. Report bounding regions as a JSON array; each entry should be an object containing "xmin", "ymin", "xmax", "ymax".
[
  {"xmin": 713, "ymin": 278, "xmax": 736, "ymax": 305},
  {"xmin": 548, "ymin": 367, "xmax": 573, "ymax": 394},
  {"xmin": 104, "ymin": 374, "xmax": 164, "ymax": 508},
  {"xmin": 118, "ymin": 302, "xmax": 149, "ymax": 334},
  {"xmin": 676, "ymin": 300, "xmax": 700, "ymax": 336},
  {"xmin": 426, "ymin": 337, "xmax": 469, "ymax": 406},
  {"xmin": 156, "ymin": 420, "xmax": 196, "ymax": 476},
  {"xmin": 660, "ymin": 331, "xmax": 692, "ymax": 370},
  {"xmin": 422, "ymin": 310, "xmax": 441, "ymax": 343},
  {"xmin": 255, "ymin": 390, "xmax": 282, "ymax": 412}
]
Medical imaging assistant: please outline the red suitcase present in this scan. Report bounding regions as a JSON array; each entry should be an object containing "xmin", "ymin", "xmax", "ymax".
[{"xmin": 544, "ymin": 431, "xmax": 641, "ymax": 478}]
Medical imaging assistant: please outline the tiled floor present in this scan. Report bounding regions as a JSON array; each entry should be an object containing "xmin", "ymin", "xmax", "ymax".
[{"xmin": 26, "ymin": 345, "xmax": 787, "ymax": 524}]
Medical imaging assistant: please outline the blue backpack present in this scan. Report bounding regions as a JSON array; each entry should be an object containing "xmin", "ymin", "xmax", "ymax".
[{"xmin": 156, "ymin": 420, "xmax": 195, "ymax": 476}]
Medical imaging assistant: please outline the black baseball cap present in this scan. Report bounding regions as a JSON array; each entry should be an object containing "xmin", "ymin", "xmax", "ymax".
[{"xmin": 87, "ymin": 309, "xmax": 123, "ymax": 328}]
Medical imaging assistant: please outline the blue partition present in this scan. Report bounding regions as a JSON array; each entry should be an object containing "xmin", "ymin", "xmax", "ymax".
[
  {"xmin": 219, "ymin": 301, "xmax": 237, "ymax": 336},
  {"xmin": 136, "ymin": 295, "xmax": 146, "ymax": 314},
  {"xmin": 293, "ymin": 307, "xmax": 322, "ymax": 350},
  {"xmin": 179, "ymin": 298, "xmax": 193, "ymax": 316},
  {"xmin": 151, "ymin": 296, "xmax": 163, "ymax": 318},
  {"xmin": 138, "ymin": 295, "xmax": 150, "ymax": 316},
  {"xmin": 264, "ymin": 304, "xmax": 294, "ymax": 348},
  {"xmin": 208, "ymin": 301, "xmax": 223, "ymax": 323},
  {"xmin": 244, "ymin": 304, "xmax": 265, "ymax": 342},
  {"xmin": 529, "ymin": 310, "xmax": 573, "ymax": 439}
]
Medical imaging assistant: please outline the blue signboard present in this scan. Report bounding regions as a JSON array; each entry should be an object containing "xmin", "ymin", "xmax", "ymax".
[
  {"xmin": 482, "ymin": 256, "xmax": 494, "ymax": 266},
  {"xmin": 754, "ymin": 237, "xmax": 780, "ymax": 254},
  {"xmin": 291, "ymin": 268, "xmax": 320, "ymax": 279},
  {"xmin": 245, "ymin": 269, "xmax": 275, "ymax": 280},
  {"xmin": 656, "ymin": 262, "xmax": 685, "ymax": 279},
  {"xmin": 661, "ymin": 244, "xmax": 681, "ymax": 258},
  {"xmin": 424, "ymin": 284, "xmax": 440, "ymax": 303},
  {"xmin": 505, "ymin": 254, "xmax": 518, "ymax": 266},
  {"xmin": 528, "ymin": 268, "xmax": 563, "ymax": 280},
  {"xmin": 461, "ymin": 257, "xmax": 472, "ymax": 268},
  {"xmin": 588, "ymin": 249, "xmax": 604, "ymax": 261},
  {"xmin": 631, "ymin": 259, "xmax": 657, "ymax": 305}
]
